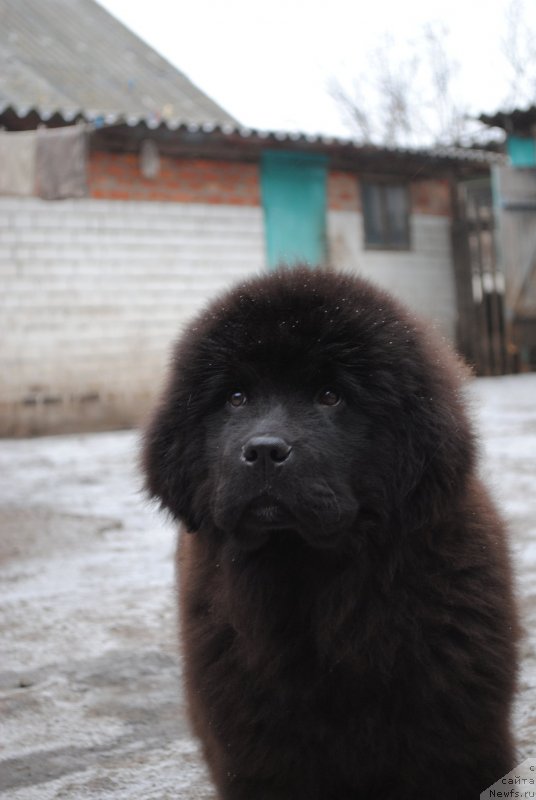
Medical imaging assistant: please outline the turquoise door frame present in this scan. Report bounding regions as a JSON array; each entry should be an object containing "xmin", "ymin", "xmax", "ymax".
[{"xmin": 260, "ymin": 150, "xmax": 328, "ymax": 269}]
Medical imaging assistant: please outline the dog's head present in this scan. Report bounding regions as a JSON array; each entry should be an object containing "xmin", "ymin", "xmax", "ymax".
[{"xmin": 143, "ymin": 268, "xmax": 474, "ymax": 550}]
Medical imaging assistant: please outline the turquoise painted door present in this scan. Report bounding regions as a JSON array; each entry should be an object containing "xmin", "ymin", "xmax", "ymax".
[
  {"xmin": 507, "ymin": 135, "xmax": 536, "ymax": 168},
  {"xmin": 260, "ymin": 151, "xmax": 328, "ymax": 269}
]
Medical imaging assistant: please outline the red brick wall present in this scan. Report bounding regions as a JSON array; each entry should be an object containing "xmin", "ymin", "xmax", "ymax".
[
  {"xmin": 410, "ymin": 179, "xmax": 451, "ymax": 216},
  {"xmin": 89, "ymin": 152, "xmax": 451, "ymax": 216},
  {"xmin": 327, "ymin": 171, "xmax": 361, "ymax": 211},
  {"xmin": 88, "ymin": 152, "xmax": 261, "ymax": 205},
  {"xmin": 328, "ymin": 171, "xmax": 451, "ymax": 216}
]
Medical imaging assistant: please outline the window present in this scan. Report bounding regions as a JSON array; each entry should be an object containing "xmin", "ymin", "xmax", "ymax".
[{"xmin": 361, "ymin": 182, "xmax": 411, "ymax": 250}]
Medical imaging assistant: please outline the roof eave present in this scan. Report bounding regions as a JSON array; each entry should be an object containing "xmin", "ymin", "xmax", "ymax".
[{"xmin": 0, "ymin": 104, "xmax": 502, "ymax": 176}]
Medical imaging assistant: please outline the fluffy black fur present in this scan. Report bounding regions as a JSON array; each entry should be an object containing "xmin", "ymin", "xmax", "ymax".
[{"xmin": 143, "ymin": 267, "xmax": 519, "ymax": 800}]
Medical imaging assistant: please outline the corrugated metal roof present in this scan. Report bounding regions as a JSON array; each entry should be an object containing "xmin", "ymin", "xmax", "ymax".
[
  {"xmin": 0, "ymin": 0, "xmax": 238, "ymax": 126},
  {"xmin": 0, "ymin": 102, "xmax": 505, "ymax": 169},
  {"xmin": 480, "ymin": 105, "xmax": 536, "ymax": 133}
]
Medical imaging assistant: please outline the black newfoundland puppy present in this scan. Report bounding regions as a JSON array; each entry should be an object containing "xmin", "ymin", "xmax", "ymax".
[{"xmin": 143, "ymin": 267, "xmax": 518, "ymax": 800}]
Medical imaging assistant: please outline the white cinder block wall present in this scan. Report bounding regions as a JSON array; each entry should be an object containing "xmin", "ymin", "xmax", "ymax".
[
  {"xmin": 0, "ymin": 198, "xmax": 266, "ymax": 435},
  {"xmin": 328, "ymin": 211, "xmax": 456, "ymax": 340},
  {"xmin": 1, "ymin": 198, "xmax": 456, "ymax": 435}
]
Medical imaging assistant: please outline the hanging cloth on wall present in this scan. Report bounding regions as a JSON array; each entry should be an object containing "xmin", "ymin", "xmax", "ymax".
[
  {"xmin": 0, "ymin": 130, "xmax": 37, "ymax": 196},
  {"xmin": 36, "ymin": 124, "xmax": 89, "ymax": 200}
]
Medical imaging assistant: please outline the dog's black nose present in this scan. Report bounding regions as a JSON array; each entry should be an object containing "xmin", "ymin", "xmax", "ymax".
[{"xmin": 242, "ymin": 436, "xmax": 292, "ymax": 466}]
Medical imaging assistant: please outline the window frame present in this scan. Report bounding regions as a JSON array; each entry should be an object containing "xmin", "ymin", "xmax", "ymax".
[{"xmin": 360, "ymin": 179, "xmax": 412, "ymax": 252}]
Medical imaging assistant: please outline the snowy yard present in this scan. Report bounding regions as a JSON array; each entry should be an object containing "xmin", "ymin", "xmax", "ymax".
[{"xmin": 0, "ymin": 374, "xmax": 535, "ymax": 799}]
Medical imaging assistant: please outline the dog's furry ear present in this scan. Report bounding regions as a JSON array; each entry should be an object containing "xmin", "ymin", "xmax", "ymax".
[
  {"xmin": 141, "ymin": 388, "xmax": 203, "ymax": 532},
  {"xmin": 394, "ymin": 349, "xmax": 476, "ymax": 530}
]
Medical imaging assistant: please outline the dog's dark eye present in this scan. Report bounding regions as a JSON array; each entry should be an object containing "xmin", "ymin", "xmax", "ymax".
[
  {"xmin": 317, "ymin": 388, "xmax": 341, "ymax": 407},
  {"xmin": 228, "ymin": 391, "xmax": 247, "ymax": 408}
]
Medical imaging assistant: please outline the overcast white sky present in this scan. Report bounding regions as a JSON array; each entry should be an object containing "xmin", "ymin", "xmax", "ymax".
[{"xmin": 98, "ymin": 0, "xmax": 536, "ymax": 137}]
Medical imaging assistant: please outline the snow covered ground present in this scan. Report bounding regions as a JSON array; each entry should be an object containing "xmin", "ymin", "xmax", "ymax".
[{"xmin": 0, "ymin": 374, "xmax": 535, "ymax": 799}]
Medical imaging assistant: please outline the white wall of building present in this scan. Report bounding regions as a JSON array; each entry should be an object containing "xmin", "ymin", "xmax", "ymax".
[
  {"xmin": 0, "ymin": 198, "xmax": 265, "ymax": 435},
  {"xmin": 328, "ymin": 210, "xmax": 456, "ymax": 341},
  {"xmin": 1, "ymin": 198, "xmax": 456, "ymax": 435}
]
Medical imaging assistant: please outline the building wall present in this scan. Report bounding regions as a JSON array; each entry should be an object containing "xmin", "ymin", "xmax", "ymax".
[
  {"xmin": 0, "ymin": 158, "xmax": 456, "ymax": 435},
  {"xmin": 327, "ymin": 171, "xmax": 455, "ymax": 338},
  {"xmin": 89, "ymin": 153, "xmax": 451, "ymax": 215},
  {"xmin": 327, "ymin": 171, "xmax": 451, "ymax": 216},
  {"xmin": 89, "ymin": 153, "xmax": 261, "ymax": 205},
  {"xmin": 0, "ymin": 197, "xmax": 265, "ymax": 435},
  {"xmin": 493, "ymin": 164, "xmax": 536, "ymax": 369},
  {"xmin": 328, "ymin": 211, "xmax": 456, "ymax": 339}
]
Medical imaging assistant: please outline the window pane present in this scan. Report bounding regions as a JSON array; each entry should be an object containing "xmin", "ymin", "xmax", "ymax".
[
  {"xmin": 362, "ymin": 183, "xmax": 385, "ymax": 246},
  {"xmin": 385, "ymin": 185, "xmax": 409, "ymax": 246}
]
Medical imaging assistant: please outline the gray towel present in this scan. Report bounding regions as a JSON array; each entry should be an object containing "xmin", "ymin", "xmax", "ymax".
[
  {"xmin": 0, "ymin": 130, "xmax": 37, "ymax": 196},
  {"xmin": 36, "ymin": 125, "xmax": 88, "ymax": 200}
]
